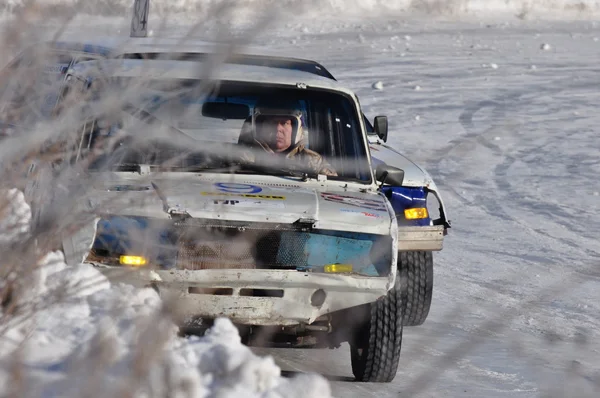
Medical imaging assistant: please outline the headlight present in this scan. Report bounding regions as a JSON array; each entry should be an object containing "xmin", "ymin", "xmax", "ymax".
[
  {"xmin": 404, "ymin": 208, "xmax": 429, "ymax": 219},
  {"xmin": 324, "ymin": 263, "xmax": 353, "ymax": 273},
  {"xmin": 119, "ymin": 255, "xmax": 148, "ymax": 267}
]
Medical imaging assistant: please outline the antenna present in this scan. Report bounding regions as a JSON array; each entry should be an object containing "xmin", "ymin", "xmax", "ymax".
[{"xmin": 130, "ymin": 0, "xmax": 150, "ymax": 38}]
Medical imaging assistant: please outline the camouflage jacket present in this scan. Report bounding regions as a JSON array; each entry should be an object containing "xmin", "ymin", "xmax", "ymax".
[{"xmin": 241, "ymin": 139, "xmax": 338, "ymax": 177}]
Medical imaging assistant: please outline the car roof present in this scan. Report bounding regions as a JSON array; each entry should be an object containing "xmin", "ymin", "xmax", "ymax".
[
  {"xmin": 38, "ymin": 37, "xmax": 337, "ymax": 80},
  {"xmin": 69, "ymin": 58, "xmax": 354, "ymax": 95}
]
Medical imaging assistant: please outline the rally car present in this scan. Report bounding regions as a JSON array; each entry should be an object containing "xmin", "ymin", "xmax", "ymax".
[
  {"xmin": 4, "ymin": 37, "xmax": 450, "ymax": 326},
  {"xmin": 40, "ymin": 51, "xmax": 451, "ymax": 383},
  {"xmin": 8, "ymin": 2, "xmax": 450, "ymax": 384}
]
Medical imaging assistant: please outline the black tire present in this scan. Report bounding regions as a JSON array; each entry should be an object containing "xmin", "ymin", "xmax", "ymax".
[
  {"xmin": 401, "ymin": 251, "xmax": 433, "ymax": 327},
  {"xmin": 350, "ymin": 268, "xmax": 407, "ymax": 382}
]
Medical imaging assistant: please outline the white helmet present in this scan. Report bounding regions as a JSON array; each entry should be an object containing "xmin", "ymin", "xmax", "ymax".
[{"xmin": 252, "ymin": 98, "xmax": 305, "ymax": 147}]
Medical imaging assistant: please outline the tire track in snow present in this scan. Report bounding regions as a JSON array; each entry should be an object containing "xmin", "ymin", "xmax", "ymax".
[
  {"xmin": 426, "ymin": 91, "xmax": 521, "ymax": 205},
  {"xmin": 492, "ymin": 149, "xmax": 600, "ymax": 261},
  {"xmin": 422, "ymin": 85, "xmax": 600, "ymax": 347},
  {"xmin": 427, "ymin": 85, "xmax": 600, "ymax": 266}
]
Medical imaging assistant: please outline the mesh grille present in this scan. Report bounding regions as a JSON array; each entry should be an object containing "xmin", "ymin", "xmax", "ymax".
[
  {"xmin": 89, "ymin": 217, "xmax": 391, "ymax": 276},
  {"xmin": 276, "ymin": 232, "xmax": 309, "ymax": 265},
  {"xmin": 176, "ymin": 238, "xmax": 256, "ymax": 270},
  {"xmin": 174, "ymin": 225, "xmax": 303, "ymax": 270}
]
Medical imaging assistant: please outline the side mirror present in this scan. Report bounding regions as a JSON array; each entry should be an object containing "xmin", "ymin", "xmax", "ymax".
[
  {"xmin": 375, "ymin": 163, "xmax": 404, "ymax": 186},
  {"xmin": 374, "ymin": 115, "xmax": 388, "ymax": 142}
]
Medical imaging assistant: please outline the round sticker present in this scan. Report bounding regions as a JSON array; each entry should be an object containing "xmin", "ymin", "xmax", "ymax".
[{"xmin": 215, "ymin": 182, "xmax": 262, "ymax": 194}]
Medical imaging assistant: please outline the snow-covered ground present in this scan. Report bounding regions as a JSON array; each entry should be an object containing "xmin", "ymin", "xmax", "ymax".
[
  {"xmin": 2, "ymin": 0, "xmax": 600, "ymax": 19},
  {"xmin": 0, "ymin": 190, "xmax": 332, "ymax": 397},
  {"xmin": 243, "ymin": 15, "xmax": 600, "ymax": 397},
  {"xmin": 279, "ymin": 18, "xmax": 600, "ymax": 398},
  {"xmin": 1, "ymin": 1, "xmax": 600, "ymax": 397}
]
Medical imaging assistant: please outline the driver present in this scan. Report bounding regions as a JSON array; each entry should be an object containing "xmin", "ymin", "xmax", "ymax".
[{"xmin": 241, "ymin": 99, "xmax": 337, "ymax": 176}]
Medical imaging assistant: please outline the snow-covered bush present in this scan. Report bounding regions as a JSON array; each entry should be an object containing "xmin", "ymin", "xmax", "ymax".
[
  {"xmin": 0, "ymin": 188, "xmax": 331, "ymax": 397},
  {"xmin": 0, "ymin": 2, "xmax": 332, "ymax": 396}
]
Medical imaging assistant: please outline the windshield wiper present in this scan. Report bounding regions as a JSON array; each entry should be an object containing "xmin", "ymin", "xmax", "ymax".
[
  {"xmin": 263, "ymin": 168, "xmax": 318, "ymax": 180},
  {"xmin": 93, "ymin": 160, "xmax": 325, "ymax": 181},
  {"xmin": 234, "ymin": 163, "xmax": 319, "ymax": 180},
  {"xmin": 104, "ymin": 158, "xmax": 321, "ymax": 180},
  {"xmin": 174, "ymin": 159, "xmax": 318, "ymax": 180}
]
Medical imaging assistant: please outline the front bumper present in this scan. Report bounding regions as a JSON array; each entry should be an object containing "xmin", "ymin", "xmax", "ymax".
[
  {"xmin": 95, "ymin": 267, "xmax": 392, "ymax": 326},
  {"xmin": 397, "ymin": 225, "xmax": 444, "ymax": 251}
]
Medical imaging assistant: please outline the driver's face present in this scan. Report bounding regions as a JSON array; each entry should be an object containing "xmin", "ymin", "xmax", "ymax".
[{"xmin": 264, "ymin": 117, "xmax": 293, "ymax": 152}]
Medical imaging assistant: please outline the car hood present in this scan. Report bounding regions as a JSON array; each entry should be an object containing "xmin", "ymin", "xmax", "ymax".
[
  {"xmin": 87, "ymin": 173, "xmax": 394, "ymax": 235},
  {"xmin": 368, "ymin": 137, "xmax": 436, "ymax": 188}
]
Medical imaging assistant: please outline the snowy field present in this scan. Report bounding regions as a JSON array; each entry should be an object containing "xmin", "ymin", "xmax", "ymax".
[
  {"xmin": 247, "ymin": 15, "xmax": 600, "ymax": 397},
  {"xmin": 1, "ymin": 0, "xmax": 599, "ymax": 396}
]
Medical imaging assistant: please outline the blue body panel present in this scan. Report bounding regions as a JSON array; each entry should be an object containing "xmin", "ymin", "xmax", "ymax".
[
  {"xmin": 370, "ymin": 151, "xmax": 431, "ymax": 226},
  {"xmin": 279, "ymin": 230, "xmax": 388, "ymax": 276},
  {"xmin": 93, "ymin": 216, "xmax": 177, "ymax": 268},
  {"xmin": 381, "ymin": 186, "xmax": 431, "ymax": 227}
]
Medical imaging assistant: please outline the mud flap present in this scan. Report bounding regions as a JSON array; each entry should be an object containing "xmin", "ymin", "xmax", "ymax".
[{"xmin": 62, "ymin": 217, "xmax": 99, "ymax": 266}]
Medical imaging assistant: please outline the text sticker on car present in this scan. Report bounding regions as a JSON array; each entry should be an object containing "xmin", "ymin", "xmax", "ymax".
[{"xmin": 320, "ymin": 192, "xmax": 387, "ymax": 212}]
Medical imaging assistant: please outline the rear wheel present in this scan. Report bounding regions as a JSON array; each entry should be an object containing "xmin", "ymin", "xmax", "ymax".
[
  {"xmin": 350, "ymin": 267, "xmax": 407, "ymax": 382},
  {"xmin": 401, "ymin": 251, "xmax": 434, "ymax": 326}
]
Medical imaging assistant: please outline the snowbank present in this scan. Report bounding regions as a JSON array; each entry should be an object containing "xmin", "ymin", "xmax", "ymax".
[
  {"xmin": 1, "ymin": 0, "xmax": 599, "ymax": 19},
  {"xmin": 0, "ymin": 190, "xmax": 331, "ymax": 397}
]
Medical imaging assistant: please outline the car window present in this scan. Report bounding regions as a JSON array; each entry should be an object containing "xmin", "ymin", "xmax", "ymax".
[
  {"xmin": 363, "ymin": 114, "xmax": 375, "ymax": 134},
  {"xmin": 64, "ymin": 77, "xmax": 371, "ymax": 182}
]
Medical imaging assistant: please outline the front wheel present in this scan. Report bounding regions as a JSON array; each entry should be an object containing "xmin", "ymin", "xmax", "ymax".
[
  {"xmin": 350, "ymin": 267, "xmax": 407, "ymax": 382},
  {"xmin": 401, "ymin": 251, "xmax": 434, "ymax": 326}
]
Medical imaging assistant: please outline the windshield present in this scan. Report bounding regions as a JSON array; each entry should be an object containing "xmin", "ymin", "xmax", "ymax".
[{"xmin": 66, "ymin": 77, "xmax": 372, "ymax": 182}]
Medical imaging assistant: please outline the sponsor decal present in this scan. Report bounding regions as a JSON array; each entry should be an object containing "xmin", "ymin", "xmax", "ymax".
[
  {"xmin": 201, "ymin": 192, "xmax": 285, "ymax": 200},
  {"xmin": 321, "ymin": 192, "xmax": 387, "ymax": 211},
  {"xmin": 214, "ymin": 182, "xmax": 262, "ymax": 194},
  {"xmin": 340, "ymin": 208, "xmax": 383, "ymax": 218},
  {"xmin": 211, "ymin": 199, "xmax": 284, "ymax": 208}
]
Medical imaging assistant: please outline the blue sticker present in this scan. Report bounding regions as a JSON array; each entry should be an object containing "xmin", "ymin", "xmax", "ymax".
[{"xmin": 215, "ymin": 182, "xmax": 262, "ymax": 194}]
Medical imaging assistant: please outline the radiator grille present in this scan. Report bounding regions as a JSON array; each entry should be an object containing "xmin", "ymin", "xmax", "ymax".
[
  {"xmin": 174, "ymin": 226, "xmax": 304, "ymax": 270},
  {"xmin": 89, "ymin": 217, "xmax": 392, "ymax": 276}
]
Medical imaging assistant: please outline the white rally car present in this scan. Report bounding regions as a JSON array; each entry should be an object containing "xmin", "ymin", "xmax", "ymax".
[
  {"xmin": 44, "ymin": 52, "xmax": 451, "ymax": 383},
  {"xmin": 10, "ymin": 2, "xmax": 450, "ymax": 384}
]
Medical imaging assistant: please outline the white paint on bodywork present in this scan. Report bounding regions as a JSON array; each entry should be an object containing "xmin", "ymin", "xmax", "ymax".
[
  {"xmin": 86, "ymin": 172, "xmax": 394, "ymax": 235},
  {"xmin": 368, "ymin": 135, "xmax": 434, "ymax": 188},
  {"xmin": 368, "ymin": 135, "xmax": 450, "ymax": 225},
  {"xmin": 107, "ymin": 268, "xmax": 391, "ymax": 325},
  {"xmin": 62, "ymin": 217, "xmax": 100, "ymax": 266},
  {"xmin": 73, "ymin": 170, "xmax": 399, "ymax": 323},
  {"xmin": 69, "ymin": 58, "xmax": 353, "ymax": 96},
  {"xmin": 65, "ymin": 172, "xmax": 398, "ymax": 270}
]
